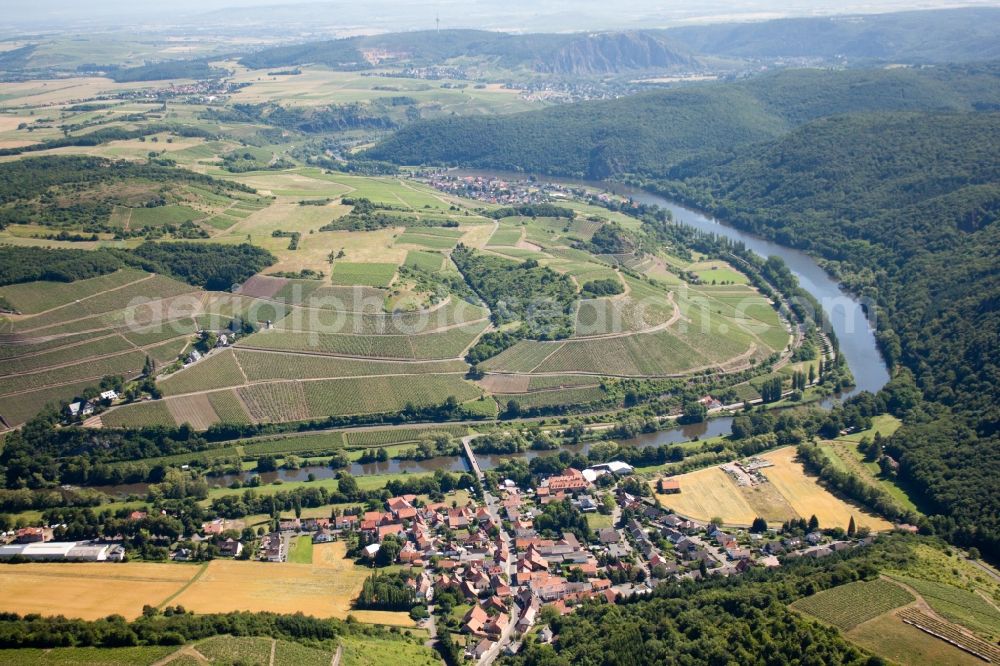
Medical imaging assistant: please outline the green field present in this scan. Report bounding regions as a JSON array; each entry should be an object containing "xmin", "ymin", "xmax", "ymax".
[
  {"xmin": 487, "ymin": 225, "xmax": 523, "ymax": 246},
  {"xmin": 330, "ymin": 262, "xmax": 399, "ymax": 287},
  {"xmin": 396, "ymin": 232, "xmax": 459, "ymax": 249},
  {"xmin": 791, "ymin": 579, "xmax": 915, "ymax": 630},
  {"xmin": 404, "ymin": 250, "xmax": 445, "ymax": 272},
  {"xmin": 287, "ymin": 535, "xmax": 314, "ymax": 564}
]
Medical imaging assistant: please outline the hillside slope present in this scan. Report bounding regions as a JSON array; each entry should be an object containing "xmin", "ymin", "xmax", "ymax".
[
  {"xmin": 239, "ymin": 29, "xmax": 696, "ymax": 75},
  {"xmin": 653, "ymin": 112, "xmax": 1000, "ymax": 555},
  {"xmin": 367, "ymin": 65, "xmax": 1000, "ymax": 178},
  {"xmin": 666, "ymin": 8, "xmax": 1000, "ymax": 63}
]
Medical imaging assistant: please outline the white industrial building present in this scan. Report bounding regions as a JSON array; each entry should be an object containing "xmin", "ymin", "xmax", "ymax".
[
  {"xmin": 0, "ymin": 541, "xmax": 124, "ymax": 562},
  {"xmin": 583, "ymin": 461, "xmax": 634, "ymax": 482}
]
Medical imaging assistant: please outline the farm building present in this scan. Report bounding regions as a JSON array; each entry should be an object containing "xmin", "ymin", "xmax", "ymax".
[
  {"xmin": 0, "ymin": 541, "xmax": 124, "ymax": 561},
  {"xmin": 14, "ymin": 527, "xmax": 48, "ymax": 543},
  {"xmin": 658, "ymin": 478, "xmax": 681, "ymax": 494},
  {"xmin": 584, "ymin": 461, "xmax": 634, "ymax": 481}
]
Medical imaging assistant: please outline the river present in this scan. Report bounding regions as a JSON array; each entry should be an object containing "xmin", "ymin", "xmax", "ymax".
[
  {"xmin": 92, "ymin": 175, "xmax": 891, "ymax": 498},
  {"xmin": 451, "ymin": 169, "xmax": 890, "ymax": 397}
]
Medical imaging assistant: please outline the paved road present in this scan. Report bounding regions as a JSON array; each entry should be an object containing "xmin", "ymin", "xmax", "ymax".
[
  {"xmin": 423, "ymin": 604, "xmax": 438, "ymax": 649},
  {"xmin": 462, "ymin": 434, "xmax": 518, "ymax": 664}
]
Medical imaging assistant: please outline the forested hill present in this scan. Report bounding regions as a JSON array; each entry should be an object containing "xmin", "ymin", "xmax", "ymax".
[
  {"xmin": 365, "ymin": 64, "xmax": 1000, "ymax": 178},
  {"xmin": 236, "ymin": 9, "xmax": 1000, "ymax": 74},
  {"xmin": 666, "ymin": 8, "xmax": 1000, "ymax": 63},
  {"xmin": 239, "ymin": 29, "xmax": 696, "ymax": 75},
  {"xmin": 654, "ymin": 112, "xmax": 1000, "ymax": 556}
]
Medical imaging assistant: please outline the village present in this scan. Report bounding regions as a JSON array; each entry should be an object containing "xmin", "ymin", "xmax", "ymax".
[{"xmin": 0, "ymin": 449, "xmax": 885, "ymax": 663}]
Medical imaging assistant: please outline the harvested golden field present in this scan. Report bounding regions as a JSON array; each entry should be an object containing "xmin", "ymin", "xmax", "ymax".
[
  {"xmin": 655, "ymin": 447, "xmax": 893, "ymax": 530},
  {"xmin": 761, "ymin": 447, "xmax": 892, "ymax": 531},
  {"xmin": 655, "ymin": 466, "xmax": 757, "ymax": 526},
  {"xmin": 172, "ymin": 541, "xmax": 370, "ymax": 618},
  {"xmin": 0, "ymin": 562, "xmax": 198, "ymax": 620}
]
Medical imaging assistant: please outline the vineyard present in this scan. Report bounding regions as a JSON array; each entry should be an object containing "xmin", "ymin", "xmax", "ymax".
[
  {"xmin": 238, "ymin": 319, "xmax": 486, "ymax": 359},
  {"xmin": 891, "ymin": 575, "xmax": 1000, "ymax": 641},
  {"xmin": 329, "ymin": 262, "xmax": 398, "ymax": 287},
  {"xmin": 897, "ymin": 608, "xmax": 1000, "ymax": 662},
  {"xmin": 80, "ymin": 275, "xmax": 195, "ymax": 317},
  {"xmin": 242, "ymin": 431, "xmax": 346, "ymax": 457},
  {"xmin": 101, "ymin": 400, "xmax": 176, "ymax": 428},
  {"xmin": 237, "ymin": 381, "xmax": 310, "ymax": 423},
  {"xmin": 404, "ymin": 249, "xmax": 445, "ymax": 272},
  {"xmin": 302, "ymin": 375, "xmax": 480, "ymax": 417},
  {"xmin": 527, "ymin": 374, "xmax": 605, "ymax": 390},
  {"xmin": 159, "ymin": 350, "xmax": 247, "ymax": 396},
  {"xmin": 0, "ymin": 379, "xmax": 103, "ymax": 428},
  {"xmin": 344, "ymin": 423, "xmax": 470, "ymax": 447},
  {"xmin": 272, "ymin": 282, "xmax": 386, "ymax": 311},
  {"xmin": 486, "ymin": 225, "xmax": 523, "ymax": 246},
  {"xmin": 165, "ymin": 393, "xmax": 221, "ymax": 430},
  {"xmin": 482, "ymin": 341, "xmax": 563, "ymax": 373},
  {"xmin": 0, "ymin": 268, "xmax": 148, "ymax": 314},
  {"xmin": 273, "ymin": 640, "xmax": 336, "ymax": 666},
  {"xmin": 497, "ymin": 385, "xmax": 607, "ymax": 410},
  {"xmin": 0, "ymin": 350, "xmax": 146, "ymax": 396},
  {"xmin": 0, "ymin": 334, "xmax": 133, "ymax": 376},
  {"xmin": 574, "ymin": 280, "xmax": 675, "ymax": 336},
  {"xmin": 206, "ymin": 389, "xmax": 252, "ymax": 424},
  {"xmin": 272, "ymin": 298, "xmax": 486, "ymax": 335},
  {"xmin": 146, "ymin": 337, "xmax": 191, "ymax": 365},
  {"xmin": 196, "ymin": 636, "xmax": 273, "ymax": 665},
  {"xmin": 791, "ymin": 579, "xmax": 915, "ymax": 630},
  {"xmin": 235, "ymin": 349, "xmax": 468, "ymax": 381},
  {"xmin": 396, "ymin": 232, "xmax": 459, "ymax": 249}
]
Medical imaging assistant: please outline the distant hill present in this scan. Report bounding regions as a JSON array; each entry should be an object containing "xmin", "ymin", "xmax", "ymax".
[
  {"xmin": 239, "ymin": 29, "xmax": 697, "ymax": 75},
  {"xmin": 366, "ymin": 64, "xmax": 1000, "ymax": 178},
  {"xmin": 238, "ymin": 8, "xmax": 1000, "ymax": 76},
  {"xmin": 665, "ymin": 8, "xmax": 1000, "ymax": 63}
]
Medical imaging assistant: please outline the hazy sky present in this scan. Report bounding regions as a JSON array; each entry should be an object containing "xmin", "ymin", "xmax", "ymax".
[{"xmin": 7, "ymin": 0, "xmax": 1000, "ymax": 33}]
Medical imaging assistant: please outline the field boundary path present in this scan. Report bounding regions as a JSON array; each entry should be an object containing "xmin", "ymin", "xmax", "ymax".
[
  {"xmin": 151, "ymin": 645, "xmax": 208, "ymax": 666},
  {"xmin": 157, "ymin": 562, "xmax": 209, "ymax": 610},
  {"xmin": 331, "ymin": 644, "xmax": 343, "ymax": 666}
]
